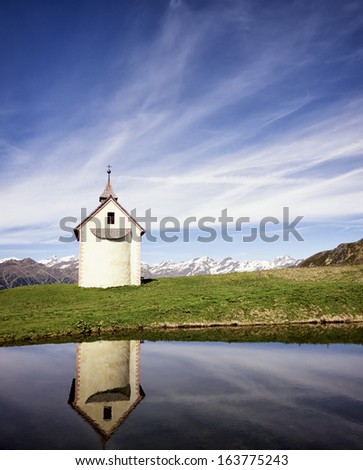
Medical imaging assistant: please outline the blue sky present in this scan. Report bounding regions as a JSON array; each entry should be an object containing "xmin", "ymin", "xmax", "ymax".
[{"xmin": 0, "ymin": 0, "xmax": 362, "ymax": 263}]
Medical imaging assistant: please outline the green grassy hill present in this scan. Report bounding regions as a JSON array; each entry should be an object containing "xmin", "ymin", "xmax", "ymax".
[{"xmin": 1, "ymin": 265, "xmax": 362, "ymax": 344}]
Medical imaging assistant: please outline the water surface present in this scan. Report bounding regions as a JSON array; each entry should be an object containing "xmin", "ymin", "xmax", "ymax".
[{"xmin": 0, "ymin": 340, "xmax": 362, "ymax": 449}]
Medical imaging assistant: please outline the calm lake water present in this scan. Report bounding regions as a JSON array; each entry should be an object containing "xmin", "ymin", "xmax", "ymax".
[{"xmin": 0, "ymin": 340, "xmax": 362, "ymax": 450}]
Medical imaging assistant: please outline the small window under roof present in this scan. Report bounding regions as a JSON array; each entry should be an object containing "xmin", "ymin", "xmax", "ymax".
[
  {"xmin": 103, "ymin": 406, "xmax": 112, "ymax": 421},
  {"xmin": 107, "ymin": 212, "xmax": 115, "ymax": 224}
]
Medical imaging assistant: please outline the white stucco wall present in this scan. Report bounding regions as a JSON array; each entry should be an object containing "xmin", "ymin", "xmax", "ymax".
[{"xmin": 78, "ymin": 199, "xmax": 142, "ymax": 288}]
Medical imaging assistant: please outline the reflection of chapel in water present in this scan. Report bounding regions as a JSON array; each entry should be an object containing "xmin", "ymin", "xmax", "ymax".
[{"xmin": 68, "ymin": 340, "xmax": 144, "ymax": 443}]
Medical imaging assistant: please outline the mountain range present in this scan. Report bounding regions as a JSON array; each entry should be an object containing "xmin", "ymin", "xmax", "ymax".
[
  {"xmin": 2, "ymin": 238, "xmax": 361, "ymax": 289},
  {"xmin": 0, "ymin": 254, "xmax": 301, "ymax": 290},
  {"xmin": 0, "ymin": 257, "xmax": 78, "ymax": 290},
  {"xmin": 141, "ymin": 255, "xmax": 301, "ymax": 278}
]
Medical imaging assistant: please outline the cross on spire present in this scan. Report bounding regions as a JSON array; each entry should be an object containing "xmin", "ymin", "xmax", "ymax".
[{"xmin": 107, "ymin": 165, "xmax": 112, "ymax": 184}]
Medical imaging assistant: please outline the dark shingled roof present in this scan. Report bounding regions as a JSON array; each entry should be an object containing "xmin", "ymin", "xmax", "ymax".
[{"xmin": 99, "ymin": 179, "xmax": 118, "ymax": 202}]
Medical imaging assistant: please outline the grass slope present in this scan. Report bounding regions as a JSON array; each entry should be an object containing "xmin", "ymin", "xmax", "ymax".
[{"xmin": 0, "ymin": 266, "xmax": 362, "ymax": 344}]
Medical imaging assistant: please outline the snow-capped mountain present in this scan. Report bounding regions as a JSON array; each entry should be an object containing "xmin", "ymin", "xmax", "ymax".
[
  {"xmin": 0, "ymin": 257, "xmax": 20, "ymax": 264},
  {"xmin": 4, "ymin": 254, "xmax": 301, "ymax": 276},
  {"xmin": 0, "ymin": 254, "xmax": 302, "ymax": 289},
  {"xmin": 38, "ymin": 255, "xmax": 79, "ymax": 269},
  {"xmin": 141, "ymin": 255, "xmax": 302, "ymax": 278}
]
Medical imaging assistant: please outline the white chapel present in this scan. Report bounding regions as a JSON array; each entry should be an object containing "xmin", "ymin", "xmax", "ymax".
[
  {"xmin": 74, "ymin": 167, "xmax": 145, "ymax": 288},
  {"xmin": 68, "ymin": 340, "xmax": 144, "ymax": 444}
]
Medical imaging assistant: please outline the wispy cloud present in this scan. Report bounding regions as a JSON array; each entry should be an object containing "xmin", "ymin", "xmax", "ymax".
[{"xmin": 0, "ymin": 0, "xmax": 362, "ymax": 260}]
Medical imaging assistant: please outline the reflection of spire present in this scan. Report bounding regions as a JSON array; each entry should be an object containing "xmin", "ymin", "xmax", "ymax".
[
  {"xmin": 99, "ymin": 165, "xmax": 118, "ymax": 202},
  {"xmin": 68, "ymin": 340, "xmax": 144, "ymax": 446}
]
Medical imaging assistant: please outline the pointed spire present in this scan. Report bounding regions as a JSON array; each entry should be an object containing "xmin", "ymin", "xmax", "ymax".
[{"xmin": 99, "ymin": 165, "xmax": 118, "ymax": 202}]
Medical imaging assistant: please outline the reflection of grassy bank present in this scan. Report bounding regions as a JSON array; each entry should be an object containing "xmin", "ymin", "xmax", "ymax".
[
  {"xmin": 0, "ymin": 266, "xmax": 362, "ymax": 344},
  {"xmin": 136, "ymin": 323, "xmax": 363, "ymax": 345},
  {"xmin": 2, "ymin": 324, "xmax": 363, "ymax": 347}
]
